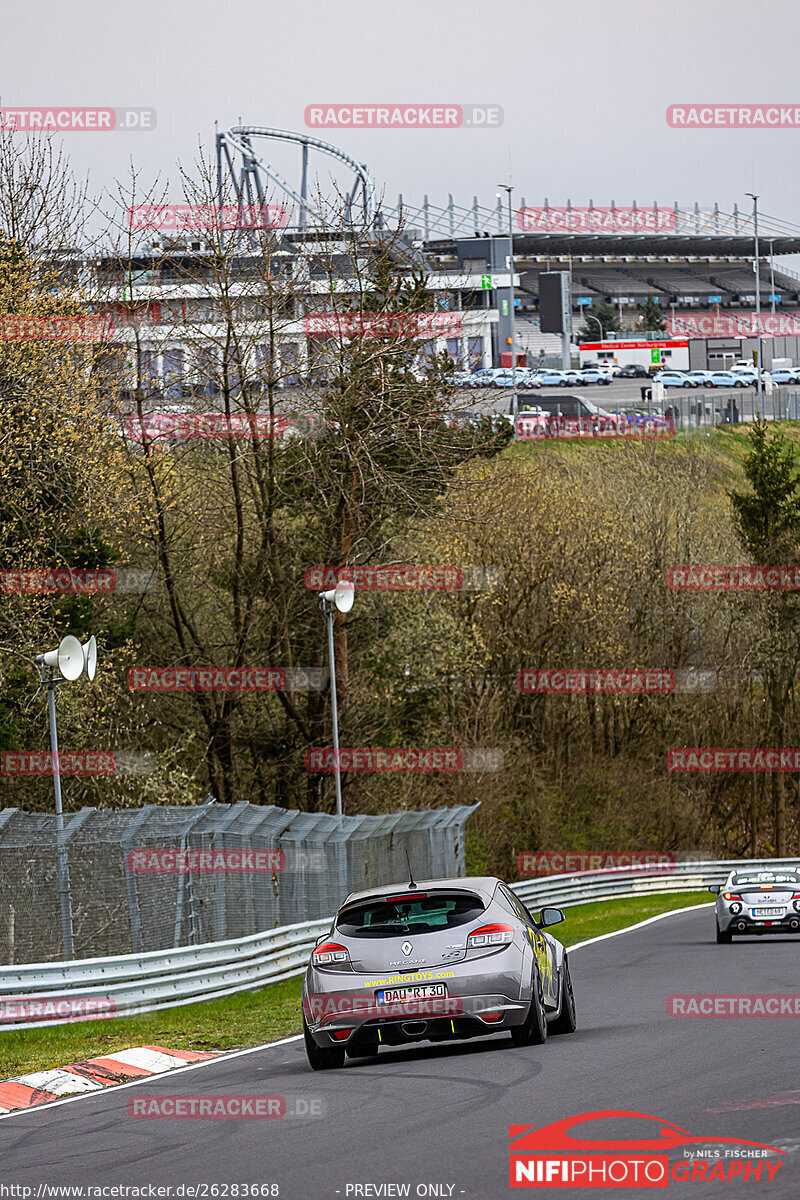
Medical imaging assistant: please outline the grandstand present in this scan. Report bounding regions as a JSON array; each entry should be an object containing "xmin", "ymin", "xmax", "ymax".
[{"xmin": 421, "ymin": 201, "xmax": 800, "ymax": 323}]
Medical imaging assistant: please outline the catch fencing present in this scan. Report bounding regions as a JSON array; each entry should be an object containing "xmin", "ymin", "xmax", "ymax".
[
  {"xmin": 0, "ymin": 800, "xmax": 477, "ymax": 964},
  {"xmin": 0, "ymin": 855, "xmax": 797, "ymax": 1029}
]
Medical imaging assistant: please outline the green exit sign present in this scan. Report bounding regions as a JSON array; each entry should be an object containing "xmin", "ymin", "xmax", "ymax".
[
  {"xmin": 651, "ymin": 349, "xmax": 662, "ymax": 364},
  {"xmin": 481, "ymin": 275, "xmax": 492, "ymax": 290}
]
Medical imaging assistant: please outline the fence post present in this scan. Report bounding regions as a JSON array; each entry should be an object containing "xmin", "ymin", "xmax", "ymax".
[{"xmin": 122, "ymin": 806, "xmax": 155, "ymax": 954}]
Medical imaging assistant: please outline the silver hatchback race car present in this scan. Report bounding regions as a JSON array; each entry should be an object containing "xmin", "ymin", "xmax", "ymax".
[
  {"xmin": 302, "ymin": 875, "xmax": 576, "ymax": 1069},
  {"xmin": 710, "ymin": 866, "xmax": 800, "ymax": 942}
]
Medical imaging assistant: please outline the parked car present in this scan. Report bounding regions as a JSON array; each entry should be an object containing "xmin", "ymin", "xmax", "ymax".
[
  {"xmin": 617, "ymin": 364, "xmax": 649, "ymax": 378},
  {"xmin": 653, "ymin": 371, "xmax": 699, "ymax": 388},
  {"xmin": 526, "ymin": 370, "xmax": 570, "ymax": 388},
  {"xmin": 768, "ymin": 368, "xmax": 800, "ymax": 385},
  {"xmin": 470, "ymin": 364, "xmax": 513, "ymax": 384},
  {"xmin": 514, "ymin": 394, "xmax": 624, "ymax": 438},
  {"xmin": 577, "ymin": 368, "xmax": 612, "ymax": 386},
  {"xmin": 685, "ymin": 371, "xmax": 715, "ymax": 385},
  {"xmin": 706, "ymin": 371, "xmax": 748, "ymax": 388}
]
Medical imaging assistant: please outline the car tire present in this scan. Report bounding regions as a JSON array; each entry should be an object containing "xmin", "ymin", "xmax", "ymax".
[
  {"xmin": 549, "ymin": 957, "xmax": 577, "ymax": 1035},
  {"xmin": 345, "ymin": 1030, "xmax": 380, "ymax": 1059},
  {"xmin": 510, "ymin": 968, "xmax": 548, "ymax": 1046},
  {"xmin": 683, "ymin": 382, "xmax": 692, "ymax": 388},
  {"xmin": 304, "ymin": 1018, "xmax": 346, "ymax": 1070},
  {"xmin": 715, "ymin": 919, "xmax": 732, "ymax": 945}
]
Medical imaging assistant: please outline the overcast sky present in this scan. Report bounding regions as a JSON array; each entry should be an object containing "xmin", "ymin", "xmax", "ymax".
[{"xmin": 3, "ymin": 0, "xmax": 800, "ymax": 232}]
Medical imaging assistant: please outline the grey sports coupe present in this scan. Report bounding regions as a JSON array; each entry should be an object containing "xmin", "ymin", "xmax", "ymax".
[{"xmin": 302, "ymin": 875, "xmax": 577, "ymax": 1069}]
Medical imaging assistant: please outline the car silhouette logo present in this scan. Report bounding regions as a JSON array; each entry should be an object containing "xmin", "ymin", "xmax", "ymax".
[
  {"xmin": 402, "ymin": 941, "xmax": 413, "ymax": 955},
  {"xmin": 509, "ymin": 1110, "xmax": 785, "ymax": 1154}
]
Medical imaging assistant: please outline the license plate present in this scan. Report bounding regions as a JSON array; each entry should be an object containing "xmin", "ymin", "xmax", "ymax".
[
  {"xmin": 753, "ymin": 907, "xmax": 785, "ymax": 917},
  {"xmin": 376, "ymin": 983, "xmax": 447, "ymax": 1004}
]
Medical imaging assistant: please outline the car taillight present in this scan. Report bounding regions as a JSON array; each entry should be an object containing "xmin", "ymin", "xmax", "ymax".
[
  {"xmin": 722, "ymin": 892, "xmax": 741, "ymax": 901},
  {"xmin": 330, "ymin": 1029, "xmax": 352, "ymax": 1041},
  {"xmin": 312, "ymin": 942, "xmax": 350, "ymax": 966},
  {"xmin": 467, "ymin": 923, "xmax": 514, "ymax": 948}
]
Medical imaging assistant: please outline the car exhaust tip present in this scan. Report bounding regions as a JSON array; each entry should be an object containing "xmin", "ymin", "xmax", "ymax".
[
  {"xmin": 736, "ymin": 920, "xmax": 747, "ymax": 932},
  {"xmin": 790, "ymin": 919, "xmax": 799, "ymax": 931},
  {"xmin": 401, "ymin": 1020, "xmax": 428, "ymax": 1038}
]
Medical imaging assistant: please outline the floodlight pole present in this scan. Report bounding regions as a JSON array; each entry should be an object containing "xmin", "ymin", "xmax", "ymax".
[
  {"xmin": 746, "ymin": 193, "xmax": 762, "ymax": 397},
  {"xmin": 320, "ymin": 595, "xmax": 344, "ymax": 817},
  {"xmin": 36, "ymin": 661, "xmax": 75, "ymax": 959},
  {"xmin": 497, "ymin": 185, "xmax": 518, "ymax": 387}
]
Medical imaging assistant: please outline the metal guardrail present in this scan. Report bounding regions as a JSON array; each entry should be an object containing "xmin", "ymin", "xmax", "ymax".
[{"xmin": 1, "ymin": 857, "xmax": 797, "ymax": 1029}]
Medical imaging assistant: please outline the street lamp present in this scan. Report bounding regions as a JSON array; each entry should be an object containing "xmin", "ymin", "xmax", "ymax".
[
  {"xmin": 586, "ymin": 313, "xmax": 604, "ymax": 341},
  {"xmin": 746, "ymin": 193, "xmax": 762, "ymax": 395},
  {"xmin": 496, "ymin": 185, "xmax": 517, "ymax": 389},
  {"xmin": 34, "ymin": 633, "xmax": 97, "ymax": 960},
  {"xmin": 319, "ymin": 580, "xmax": 355, "ymax": 817}
]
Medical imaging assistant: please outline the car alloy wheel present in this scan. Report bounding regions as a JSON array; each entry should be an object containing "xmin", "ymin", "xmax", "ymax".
[
  {"xmin": 510, "ymin": 967, "xmax": 548, "ymax": 1046},
  {"xmin": 549, "ymin": 957, "xmax": 577, "ymax": 1034}
]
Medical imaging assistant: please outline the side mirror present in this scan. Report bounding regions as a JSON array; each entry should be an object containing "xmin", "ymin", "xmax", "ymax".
[
  {"xmin": 708, "ymin": 885, "xmax": 720, "ymax": 895},
  {"xmin": 540, "ymin": 906, "xmax": 565, "ymax": 928}
]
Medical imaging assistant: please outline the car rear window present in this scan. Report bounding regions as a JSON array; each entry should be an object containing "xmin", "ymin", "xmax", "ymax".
[
  {"xmin": 336, "ymin": 890, "xmax": 485, "ymax": 938},
  {"xmin": 733, "ymin": 872, "xmax": 799, "ymax": 886}
]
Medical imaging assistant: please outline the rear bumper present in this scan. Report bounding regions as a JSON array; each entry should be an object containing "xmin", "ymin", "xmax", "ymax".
[
  {"xmin": 303, "ymin": 955, "xmax": 530, "ymax": 1046},
  {"xmin": 304, "ymin": 994, "xmax": 529, "ymax": 1049},
  {"xmin": 719, "ymin": 910, "xmax": 800, "ymax": 935}
]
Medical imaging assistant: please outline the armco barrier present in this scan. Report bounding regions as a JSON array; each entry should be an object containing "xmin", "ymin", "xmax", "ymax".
[{"xmin": 0, "ymin": 857, "xmax": 796, "ymax": 1029}]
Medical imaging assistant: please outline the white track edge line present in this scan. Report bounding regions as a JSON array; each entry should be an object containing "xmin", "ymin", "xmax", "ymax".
[{"xmin": 0, "ymin": 901, "xmax": 714, "ymax": 1124}]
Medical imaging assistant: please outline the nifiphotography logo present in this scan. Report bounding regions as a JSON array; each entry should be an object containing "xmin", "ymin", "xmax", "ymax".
[{"xmin": 509, "ymin": 1110, "xmax": 785, "ymax": 1187}]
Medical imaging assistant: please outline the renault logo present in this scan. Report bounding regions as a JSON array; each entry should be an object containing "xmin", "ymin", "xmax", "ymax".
[{"xmin": 402, "ymin": 941, "xmax": 413, "ymax": 955}]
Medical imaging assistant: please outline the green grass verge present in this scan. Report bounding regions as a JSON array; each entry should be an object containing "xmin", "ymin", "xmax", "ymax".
[{"xmin": 0, "ymin": 890, "xmax": 711, "ymax": 1079}]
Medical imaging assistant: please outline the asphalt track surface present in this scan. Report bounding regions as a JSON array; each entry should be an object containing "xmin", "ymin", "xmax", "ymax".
[{"xmin": 2, "ymin": 905, "xmax": 799, "ymax": 1199}]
